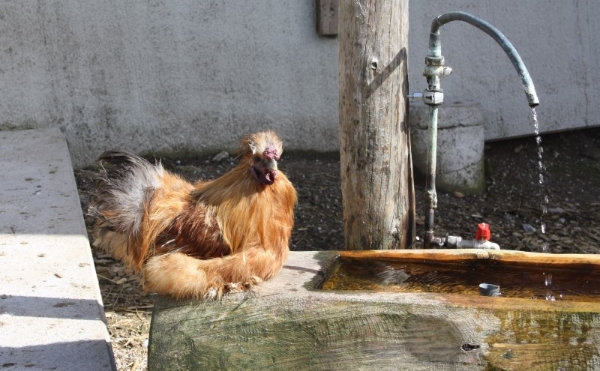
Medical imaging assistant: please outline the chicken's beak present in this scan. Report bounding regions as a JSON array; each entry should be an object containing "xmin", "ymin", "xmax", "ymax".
[
  {"xmin": 265, "ymin": 158, "xmax": 278, "ymax": 172},
  {"xmin": 252, "ymin": 158, "xmax": 278, "ymax": 185}
]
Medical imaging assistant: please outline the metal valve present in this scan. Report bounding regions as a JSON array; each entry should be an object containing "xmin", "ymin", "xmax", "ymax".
[{"xmin": 423, "ymin": 91, "xmax": 444, "ymax": 105}]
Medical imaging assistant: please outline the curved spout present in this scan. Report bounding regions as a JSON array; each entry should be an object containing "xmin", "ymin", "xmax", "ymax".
[{"xmin": 428, "ymin": 11, "xmax": 539, "ymax": 107}]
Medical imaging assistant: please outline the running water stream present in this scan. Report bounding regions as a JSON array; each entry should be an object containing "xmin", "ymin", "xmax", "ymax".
[
  {"xmin": 532, "ymin": 107, "xmax": 557, "ymax": 300},
  {"xmin": 531, "ymin": 107, "xmax": 550, "ymax": 252}
]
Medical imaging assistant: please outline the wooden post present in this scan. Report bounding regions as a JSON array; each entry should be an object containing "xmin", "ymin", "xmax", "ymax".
[{"xmin": 339, "ymin": 0, "xmax": 415, "ymax": 250}]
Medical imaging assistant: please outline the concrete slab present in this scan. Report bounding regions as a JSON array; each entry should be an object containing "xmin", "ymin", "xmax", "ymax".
[{"xmin": 0, "ymin": 129, "xmax": 115, "ymax": 370}]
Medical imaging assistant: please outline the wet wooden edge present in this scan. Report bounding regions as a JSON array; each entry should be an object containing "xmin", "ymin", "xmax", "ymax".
[{"xmin": 338, "ymin": 248, "xmax": 600, "ymax": 266}]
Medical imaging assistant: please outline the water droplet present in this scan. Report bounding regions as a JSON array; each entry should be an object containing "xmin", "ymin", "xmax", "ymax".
[{"xmin": 544, "ymin": 273, "xmax": 552, "ymax": 286}]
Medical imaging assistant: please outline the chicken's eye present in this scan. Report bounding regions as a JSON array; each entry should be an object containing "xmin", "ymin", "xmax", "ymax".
[{"xmin": 253, "ymin": 155, "xmax": 261, "ymax": 163}]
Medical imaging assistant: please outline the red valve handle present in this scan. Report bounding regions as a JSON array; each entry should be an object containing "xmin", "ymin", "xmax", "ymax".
[{"xmin": 476, "ymin": 223, "xmax": 491, "ymax": 241}]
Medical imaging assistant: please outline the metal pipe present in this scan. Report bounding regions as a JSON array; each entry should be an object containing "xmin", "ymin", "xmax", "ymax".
[
  {"xmin": 446, "ymin": 235, "xmax": 500, "ymax": 250},
  {"xmin": 429, "ymin": 11, "xmax": 539, "ymax": 107},
  {"xmin": 424, "ymin": 105, "xmax": 438, "ymax": 248},
  {"xmin": 421, "ymin": 11, "xmax": 540, "ymax": 248}
]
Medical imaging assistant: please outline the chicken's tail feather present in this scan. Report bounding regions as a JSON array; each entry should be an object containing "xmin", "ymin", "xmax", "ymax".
[{"xmin": 89, "ymin": 150, "xmax": 164, "ymax": 268}]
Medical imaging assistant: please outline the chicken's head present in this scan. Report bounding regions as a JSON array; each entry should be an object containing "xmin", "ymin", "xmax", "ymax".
[{"xmin": 241, "ymin": 131, "xmax": 283, "ymax": 185}]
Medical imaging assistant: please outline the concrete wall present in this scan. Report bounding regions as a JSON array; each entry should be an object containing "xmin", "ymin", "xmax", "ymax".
[
  {"xmin": 0, "ymin": 1, "xmax": 597, "ymax": 166},
  {"xmin": 0, "ymin": 1, "xmax": 338, "ymax": 167}
]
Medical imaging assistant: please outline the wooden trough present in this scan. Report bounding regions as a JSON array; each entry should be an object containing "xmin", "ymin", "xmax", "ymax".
[{"xmin": 148, "ymin": 250, "xmax": 600, "ymax": 370}]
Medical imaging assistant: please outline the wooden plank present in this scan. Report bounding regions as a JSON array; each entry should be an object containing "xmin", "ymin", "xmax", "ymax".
[
  {"xmin": 149, "ymin": 294, "xmax": 487, "ymax": 369},
  {"xmin": 316, "ymin": 0, "xmax": 338, "ymax": 36}
]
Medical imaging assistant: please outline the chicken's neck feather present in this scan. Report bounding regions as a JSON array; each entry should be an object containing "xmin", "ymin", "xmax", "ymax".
[
  {"xmin": 192, "ymin": 162, "xmax": 264, "ymax": 204},
  {"xmin": 190, "ymin": 160, "xmax": 297, "ymax": 254}
]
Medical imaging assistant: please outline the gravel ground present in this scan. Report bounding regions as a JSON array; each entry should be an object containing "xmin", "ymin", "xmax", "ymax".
[{"xmin": 75, "ymin": 127, "xmax": 600, "ymax": 370}]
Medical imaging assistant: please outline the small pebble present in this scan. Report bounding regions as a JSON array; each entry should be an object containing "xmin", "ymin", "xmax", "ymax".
[{"xmin": 212, "ymin": 151, "xmax": 230, "ymax": 162}]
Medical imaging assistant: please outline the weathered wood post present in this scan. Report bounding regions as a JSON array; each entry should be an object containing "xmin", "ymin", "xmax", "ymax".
[{"xmin": 339, "ymin": 0, "xmax": 415, "ymax": 250}]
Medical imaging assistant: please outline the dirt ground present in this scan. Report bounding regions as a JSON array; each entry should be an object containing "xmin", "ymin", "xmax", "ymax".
[{"xmin": 75, "ymin": 127, "xmax": 600, "ymax": 370}]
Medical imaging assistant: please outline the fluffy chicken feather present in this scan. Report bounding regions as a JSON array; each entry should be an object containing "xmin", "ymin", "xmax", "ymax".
[{"xmin": 88, "ymin": 131, "xmax": 297, "ymax": 299}]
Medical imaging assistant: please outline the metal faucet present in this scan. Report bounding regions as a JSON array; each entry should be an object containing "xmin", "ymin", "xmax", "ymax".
[
  {"xmin": 417, "ymin": 11, "xmax": 540, "ymax": 248},
  {"xmin": 426, "ymin": 11, "xmax": 539, "ymax": 107}
]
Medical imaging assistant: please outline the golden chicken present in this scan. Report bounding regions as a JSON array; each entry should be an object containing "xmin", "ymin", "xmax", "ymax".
[{"xmin": 89, "ymin": 131, "xmax": 297, "ymax": 299}]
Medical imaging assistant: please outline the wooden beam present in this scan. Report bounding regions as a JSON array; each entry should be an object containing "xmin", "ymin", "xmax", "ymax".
[
  {"xmin": 316, "ymin": 0, "xmax": 338, "ymax": 36},
  {"xmin": 148, "ymin": 251, "xmax": 600, "ymax": 369}
]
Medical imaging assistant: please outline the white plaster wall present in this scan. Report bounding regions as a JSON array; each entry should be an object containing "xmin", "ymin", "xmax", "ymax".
[
  {"xmin": 0, "ymin": 1, "xmax": 597, "ymax": 166},
  {"xmin": 0, "ymin": 1, "xmax": 338, "ymax": 167}
]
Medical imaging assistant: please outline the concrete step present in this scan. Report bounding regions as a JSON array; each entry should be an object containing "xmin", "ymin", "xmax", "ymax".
[{"xmin": 0, "ymin": 128, "xmax": 116, "ymax": 370}]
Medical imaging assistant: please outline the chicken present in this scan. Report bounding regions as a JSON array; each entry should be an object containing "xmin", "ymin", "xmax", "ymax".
[{"xmin": 88, "ymin": 131, "xmax": 297, "ymax": 299}]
